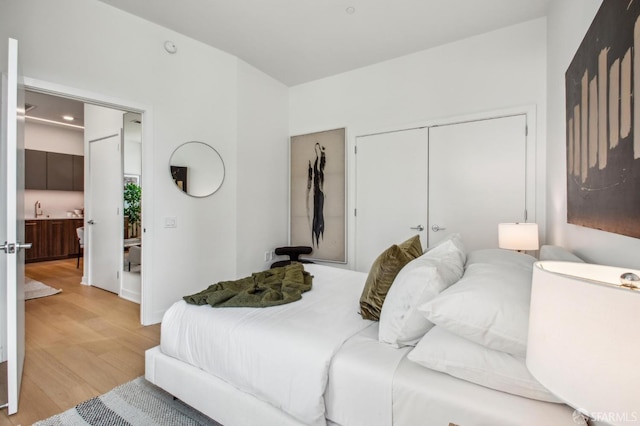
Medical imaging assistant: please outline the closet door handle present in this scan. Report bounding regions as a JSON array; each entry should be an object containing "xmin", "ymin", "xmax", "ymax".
[
  {"xmin": 410, "ymin": 225, "xmax": 424, "ymax": 231},
  {"xmin": 431, "ymin": 224, "xmax": 446, "ymax": 232}
]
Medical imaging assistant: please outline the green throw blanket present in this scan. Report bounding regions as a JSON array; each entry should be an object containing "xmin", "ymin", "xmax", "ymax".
[{"xmin": 183, "ymin": 262, "xmax": 313, "ymax": 308}]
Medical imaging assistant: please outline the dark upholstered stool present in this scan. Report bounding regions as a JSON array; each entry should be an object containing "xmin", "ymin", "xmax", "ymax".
[{"xmin": 270, "ymin": 246, "xmax": 314, "ymax": 268}]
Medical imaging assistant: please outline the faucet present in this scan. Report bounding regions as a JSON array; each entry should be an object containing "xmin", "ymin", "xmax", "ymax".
[{"xmin": 35, "ymin": 201, "xmax": 42, "ymax": 218}]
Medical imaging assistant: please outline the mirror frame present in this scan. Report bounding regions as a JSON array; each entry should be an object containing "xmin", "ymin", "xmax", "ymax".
[{"xmin": 169, "ymin": 141, "xmax": 225, "ymax": 198}]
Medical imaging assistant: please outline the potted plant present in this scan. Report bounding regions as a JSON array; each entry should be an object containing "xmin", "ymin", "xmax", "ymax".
[{"xmin": 124, "ymin": 182, "xmax": 141, "ymax": 238}]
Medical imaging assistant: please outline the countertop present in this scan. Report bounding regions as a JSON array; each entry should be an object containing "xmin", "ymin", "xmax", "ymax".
[{"xmin": 25, "ymin": 216, "xmax": 84, "ymax": 220}]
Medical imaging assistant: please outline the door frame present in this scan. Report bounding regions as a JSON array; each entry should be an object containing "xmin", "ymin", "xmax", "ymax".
[
  {"xmin": 23, "ymin": 76, "xmax": 155, "ymax": 325},
  {"xmin": 349, "ymin": 105, "xmax": 540, "ymax": 268}
]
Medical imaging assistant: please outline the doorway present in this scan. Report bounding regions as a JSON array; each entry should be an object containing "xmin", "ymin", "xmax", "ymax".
[{"xmin": 23, "ymin": 89, "xmax": 144, "ymax": 303}]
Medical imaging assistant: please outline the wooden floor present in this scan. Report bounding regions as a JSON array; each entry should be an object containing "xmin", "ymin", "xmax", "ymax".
[{"xmin": 0, "ymin": 258, "xmax": 160, "ymax": 426}]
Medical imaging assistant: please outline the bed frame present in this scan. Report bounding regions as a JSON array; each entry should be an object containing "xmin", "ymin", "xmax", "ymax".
[{"xmin": 146, "ymin": 346, "xmax": 307, "ymax": 426}]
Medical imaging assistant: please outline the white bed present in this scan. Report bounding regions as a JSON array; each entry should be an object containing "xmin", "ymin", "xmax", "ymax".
[{"xmin": 146, "ymin": 247, "xmax": 579, "ymax": 426}]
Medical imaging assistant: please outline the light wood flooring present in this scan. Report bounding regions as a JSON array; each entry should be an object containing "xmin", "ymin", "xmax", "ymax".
[{"xmin": 0, "ymin": 258, "xmax": 160, "ymax": 425}]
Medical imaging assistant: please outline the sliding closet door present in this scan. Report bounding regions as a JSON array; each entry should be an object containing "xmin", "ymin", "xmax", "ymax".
[
  {"xmin": 428, "ymin": 115, "xmax": 527, "ymax": 251},
  {"xmin": 354, "ymin": 128, "xmax": 428, "ymax": 272}
]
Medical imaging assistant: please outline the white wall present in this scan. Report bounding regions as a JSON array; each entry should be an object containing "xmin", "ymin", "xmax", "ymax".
[
  {"xmin": 290, "ymin": 19, "xmax": 547, "ymax": 268},
  {"xmin": 24, "ymin": 121, "xmax": 84, "ymax": 218},
  {"xmin": 546, "ymin": 0, "xmax": 640, "ymax": 268},
  {"xmin": 25, "ymin": 121, "xmax": 83, "ymax": 154},
  {"xmin": 0, "ymin": 0, "xmax": 288, "ymax": 324},
  {"xmin": 23, "ymin": 191, "xmax": 84, "ymax": 219},
  {"xmin": 236, "ymin": 60, "xmax": 289, "ymax": 276}
]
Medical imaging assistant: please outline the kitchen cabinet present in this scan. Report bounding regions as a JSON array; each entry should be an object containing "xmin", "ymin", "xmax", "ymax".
[
  {"xmin": 25, "ymin": 218, "xmax": 84, "ymax": 263},
  {"xmin": 72, "ymin": 155, "xmax": 84, "ymax": 191},
  {"xmin": 25, "ymin": 150, "xmax": 47, "ymax": 190},
  {"xmin": 25, "ymin": 149, "xmax": 84, "ymax": 191},
  {"xmin": 46, "ymin": 152, "xmax": 73, "ymax": 191},
  {"xmin": 45, "ymin": 219, "xmax": 67, "ymax": 258},
  {"xmin": 66, "ymin": 219, "xmax": 83, "ymax": 256},
  {"xmin": 24, "ymin": 220, "xmax": 45, "ymax": 261}
]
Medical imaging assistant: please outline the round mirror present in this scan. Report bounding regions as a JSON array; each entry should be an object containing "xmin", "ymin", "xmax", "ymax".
[{"xmin": 169, "ymin": 141, "xmax": 225, "ymax": 197}]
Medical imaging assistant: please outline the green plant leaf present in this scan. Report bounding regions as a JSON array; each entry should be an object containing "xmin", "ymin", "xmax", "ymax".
[{"xmin": 123, "ymin": 182, "xmax": 141, "ymax": 225}]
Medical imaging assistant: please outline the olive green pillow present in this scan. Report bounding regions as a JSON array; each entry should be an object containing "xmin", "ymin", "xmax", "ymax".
[
  {"xmin": 398, "ymin": 234, "xmax": 423, "ymax": 259},
  {"xmin": 359, "ymin": 235, "xmax": 423, "ymax": 321}
]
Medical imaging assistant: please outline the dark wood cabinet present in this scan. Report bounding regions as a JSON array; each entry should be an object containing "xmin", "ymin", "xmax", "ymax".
[
  {"xmin": 25, "ymin": 149, "xmax": 84, "ymax": 191},
  {"xmin": 45, "ymin": 219, "xmax": 67, "ymax": 258},
  {"xmin": 25, "ymin": 150, "xmax": 47, "ymax": 190},
  {"xmin": 24, "ymin": 220, "xmax": 45, "ymax": 261},
  {"xmin": 66, "ymin": 219, "xmax": 83, "ymax": 256},
  {"xmin": 46, "ymin": 152, "xmax": 74, "ymax": 191},
  {"xmin": 25, "ymin": 218, "xmax": 84, "ymax": 263},
  {"xmin": 72, "ymin": 155, "xmax": 84, "ymax": 191}
]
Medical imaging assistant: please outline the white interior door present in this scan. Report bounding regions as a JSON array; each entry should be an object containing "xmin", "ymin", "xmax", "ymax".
[
  {"xmin": 88, "ymin": 131, "xmax": 123, "ymax": 294},
  {"xmin": 1, "ymin": 38, "xmax": 26, "ymax": 415},
  {"xmin": 355, "ymin": 128, "xmax": 428, "ymax": 272},
  {"xmin": 428, "ymin": 115, "xmax": 527, "ymax": 251}
]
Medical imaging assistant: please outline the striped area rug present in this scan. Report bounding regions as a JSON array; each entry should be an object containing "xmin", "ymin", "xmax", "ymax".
[{"xmin": 34, "ymin": 377, "xmax": 222, "ymax": 426}]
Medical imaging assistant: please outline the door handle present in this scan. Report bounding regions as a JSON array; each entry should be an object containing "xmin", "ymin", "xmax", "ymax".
[
  {"xmin": 15, "ymin": 242, "xmax": 32, "ymax": 251},
  {"xmin": 0, "ymin": 242, "xmax": 31, "ymax": 254},
  {"xmin": 0, "ymin": 242, "xmax": 14, "ymax": 254},
  {"xmin": 87, "ymin": 220, "xmax": 96, "ymax": 225},
  {"xmin": 431, "ymin": 224, "xmax": 446, "ymax": 232},
  {"xmin": 410, "ymin": 225, "xmax": 425, "ymax": 231}
]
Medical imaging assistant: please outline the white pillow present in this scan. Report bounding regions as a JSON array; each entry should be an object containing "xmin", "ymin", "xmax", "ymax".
[
  {"xmin": 425, "ymin": 232, "xmax": 466, "ymax": 255},
  {"xmin": 407, "ymin": 327, "xmax": 562, "ymax": 403},
  {"xmin": 465, "ymin": 248, "xmax": 536, "ymax": 269},
  {"xmin": 378, "ymin": 235, "xmax": 465, "ymax": 348},
  {"xmin": 539, "ymin": 245, "xmax": 584, "ymax": 263},
  {"xmin": 419, "ymin": 257, "xmax": 532, "ymax": 356}
]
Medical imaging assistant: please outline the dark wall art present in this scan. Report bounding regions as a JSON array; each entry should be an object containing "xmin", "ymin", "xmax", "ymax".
[
  {"xmin": 171, "ymin": 165, "xmax": 188, "ymax": 193},
  {"xmin": 290, "ymin": 128, "xmax": 346, "ymax": 262},
  {"xmin": 566, "ymin": 0, "xmax": 640, "ymax": 238}
]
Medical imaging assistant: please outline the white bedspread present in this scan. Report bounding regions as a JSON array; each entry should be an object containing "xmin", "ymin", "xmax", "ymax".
[
  {"xmin": 325, "ymin": 323, "xmax": 410, "ymax": 426},
  {"xmin": 160, "ymin": 264, "xmax": 372, "ymax": 426},
  {"xmin": 393, "ymin": 357, "xmax": 577, "ymax": 425}
]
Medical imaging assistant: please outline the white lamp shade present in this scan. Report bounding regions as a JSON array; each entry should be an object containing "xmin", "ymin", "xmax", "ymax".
[
  {"xmin": 527, "ymin": 261, "xmax": 640, "ymax": 425},
  {"xmin": 498, "ymin": 223, "xmax": 539, "ymax": 250}
]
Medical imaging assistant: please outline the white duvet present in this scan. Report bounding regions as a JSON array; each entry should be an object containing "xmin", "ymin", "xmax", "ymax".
[{"xmin": 160, "ymin": 264, "xmax": 372, "ymax": 426}]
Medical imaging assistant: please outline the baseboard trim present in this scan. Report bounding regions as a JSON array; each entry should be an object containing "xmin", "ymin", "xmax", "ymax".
[{"xmin": 120, "ymin": 288, "xmax": 141, "ymax": 304}]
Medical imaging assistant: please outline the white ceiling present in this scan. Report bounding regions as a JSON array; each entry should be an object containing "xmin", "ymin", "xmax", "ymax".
[
  {"xmin": 25, "ymin": 91, "xmax": 85, "ymax": 128},
  {"xmin": 25, "ymin": 1, "xmax": 550, "ymax": 126},
  {"xmin": 96, "ymin": 0, "xmax": 551, "ymax": 86}
]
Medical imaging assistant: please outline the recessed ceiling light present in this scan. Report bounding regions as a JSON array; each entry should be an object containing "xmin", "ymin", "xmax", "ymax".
[
  {"xmin": 346, "ymin": 6, "xmax": 355, "ymax": 14},
  {"xmin": 62, "ymin": 115, "xmax": 75, "ymax": 121}
]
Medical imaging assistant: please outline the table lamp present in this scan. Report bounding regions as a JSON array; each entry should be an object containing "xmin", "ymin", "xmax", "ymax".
[
  {"xmin": 527, "ymin": 261, "xmax": 640, "ymax": 425},
  {"xmin": 498, "ymin": 222, "xmax": 539, "ymax": 251}
]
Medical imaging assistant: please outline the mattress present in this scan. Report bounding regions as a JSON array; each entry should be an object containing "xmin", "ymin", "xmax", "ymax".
[
  {"xmin": 325, "ymin": 322, "xmax": 576, "ymax": 426},
  {"xmin": 392, "ymin": 356, "xmax": 577, "ymax": 426},
  {"xmin": 160, "ymin": 264, "xmax": 372, "ymax": 426},
  {"xmin": 325, "ymin": 323, "xmax": 410, "ymax": 426}
]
